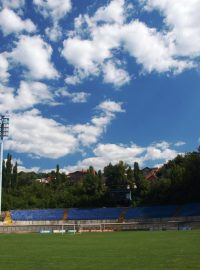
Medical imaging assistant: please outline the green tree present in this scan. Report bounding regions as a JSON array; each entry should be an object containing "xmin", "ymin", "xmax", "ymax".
[
  {"xmin": 133, "ymin": 162, "xmax": 149, "ymax": 202},
  {"xmin": 183, "ymin": 151, "xmax": 200, "ymax": 201},
  {"xmin": 5, "ymin": 153, "xmax": 12, "ymax": 189},
  {"xmin": 55, "ymin": 164, "xmax": 61, "ymax": 185},
  {"xmin": 126, "ymin": 165, "xmax": 135, "ymax": 189},
  {"xmin": 82, "ymin": 168, "xmax": 101, "ymax": 195},
  {"xmin": 133, "ymin": 162, "xmax": 143, "ymax": 192},
  {"xmin": 2, "ymin": 160, "xmax": 6, "ymax": 188},
  {"xmin": 12, "ymin": 161, "xmax": 18, "ymax": 189},
  {"xmin": 104, "ymin": 161, "xmax": 129, "ymax": 189}
]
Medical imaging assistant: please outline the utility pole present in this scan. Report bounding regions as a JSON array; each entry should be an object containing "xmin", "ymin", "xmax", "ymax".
[{"xmin": 0, "ymin": 115, "xmax": 9, "ymax": 215}]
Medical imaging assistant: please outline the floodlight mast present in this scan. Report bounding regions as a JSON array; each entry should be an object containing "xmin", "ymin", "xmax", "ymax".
[{"xmin": 0, "ymin": 115, "xmax": 9, "ymax": 215}]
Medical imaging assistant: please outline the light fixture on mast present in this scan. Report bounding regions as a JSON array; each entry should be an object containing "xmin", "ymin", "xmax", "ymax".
[{"xmin": 0, "ymin": 115, "xmax": 9, "ymax": 215}]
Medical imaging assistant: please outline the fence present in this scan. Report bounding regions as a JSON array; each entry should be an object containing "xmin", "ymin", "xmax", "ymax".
[{"xmin": 1, "ymin": 219, "xmax": 200, "ymax": 233}]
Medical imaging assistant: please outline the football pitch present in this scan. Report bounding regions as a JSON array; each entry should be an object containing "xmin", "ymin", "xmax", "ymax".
[{"xmin": 0, "ymin": 231, "xmax": 199, "ymax": 270}]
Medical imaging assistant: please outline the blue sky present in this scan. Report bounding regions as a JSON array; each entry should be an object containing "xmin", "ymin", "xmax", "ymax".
[{"xmin": 0, "ymin": 0, "xmax": 200, "ymax": 173}]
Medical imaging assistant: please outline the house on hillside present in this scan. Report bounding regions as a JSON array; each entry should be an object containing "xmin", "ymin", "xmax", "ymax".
[
  {"xmin": 36, "ymin": 175, "xmax": 55, "ymax": 184},
  {"xmin": 142, "ymin": 167, "xmax": 159, "ymax": 181},
  {"xmin": 67, "ymin": 169, "xmax": 97, "ymax": 184}
]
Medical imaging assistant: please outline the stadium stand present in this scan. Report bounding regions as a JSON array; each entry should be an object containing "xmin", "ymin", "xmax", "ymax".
[
  {"xmin": 9, "ymin": 204, "xmax": 200, "ymax": 222},
  {"xmin": 178, "ymin": 203, "xmax": 200, "ymax": 217},
  {"xmin": 67, "ymin": 208, "xmax": 122, "ymax": 220},
  {"xmin": 1, "ymin": 204, "xmax": 200, "ymax": 233},
  {"xmin": 11, "ymin": 209, "xmax": 65, "ymax": 221},
  {"xmin": 125, "ymin": 205, "xmax": 178, "ymax": 219}
]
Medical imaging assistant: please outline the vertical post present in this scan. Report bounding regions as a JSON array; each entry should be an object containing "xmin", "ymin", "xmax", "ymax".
[
  {"xmin": 0, "ymin": 140, "xmax": 3, "ymax": 215},
  {"xmin": 0, "ymin": 115, "xmax": 9, "ymax": 216}
]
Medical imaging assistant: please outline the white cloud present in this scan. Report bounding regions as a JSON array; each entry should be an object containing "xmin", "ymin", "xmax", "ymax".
[
  {"xmin": 69, "ymin": 92, "xmax": 90, "ymax": 103},
  {"xmin": 64, "ymin": 141, "xmax": 180, "ymax": 172},
  {"xmin": 62, "ymin": 17, "xmax": 124, "ymax": 83},
  {"xmin": 4, "ymin": 99, "xmax": 124, "ymax": 158},
  {"xmin": 144, "ymin": 146, "xmax": 177, "ymax": 161},
  {"xmin": 10, "ymin": 35, "xmax": 58, "ymax": 79},
  {"xmin": 93, "ymin": 0, "xmax": 126, "ymax": 25},
  {"xmin": 72, "ymin": 124, "xmax": 103, "ymax": 146},
  {"xmin": 62, "ymin": 38, "xmax": 100, "ymax": 76},
  {"xmin": 174, "ymin": 141, "xmax": 186, "ymax": 147},
  {"xmin": 0, "ymin": 8, "xmax": 36, "ymax": 36},
  {"xmin": 72, "ymin": 100, "xmax": 125, "ymax": 146},
  {"xmin": 152, "ymin": 141, "xmax": 170, "ymax": 150},
  {"xmin": 103, "ymin": 60, "xmax": 130, "ymax": 86},
  {"xmin": 0, "ymin": 81, "xmax": 55, "ymax": 113},
  {"xmin": 0, "ymin": 53, "xmax": 9, "ymax": 83},
  {"xmin": 56, "ymin": 89, "xmax": 90, "ymax": 103},
  {"xmin": 121, "ymin": 20, "xmax": 192, "ymax": 73},
  {"xmin": 18, "ymin": 166, "xmax": 40, "ymax": 173},
  {"xmin": 62, "ymin": 0, "xmax": 194, "ymax": 86},
  {"xmin": 91, "ymin": 115, "xmax": 113, "ymax": 127},
  {"xmin": 65, "ymin": 74, "xmax": 81, "ymax": 85},
  {"xmin": 5, "ymin": 109, "xmax": 78, "ymax": 158},
  {"xmin": 143, "ymin": 0, "xmax": 200, "ymax": 57},
  {"xmin": 33, "ymin": 0, "xmax": 72, "ymax": 22},
  {"xmin": 0, "ymin": 0, "xmax": 25, "ymax": 9},
  {"xmin": 62, "ymin": 22, "xmax": 123, "ymax": 77},
  {"xmin": 97, "ymin": 100, "xmax": 125, "ymax": 113},
  {"xmin": 45, "ymin": 23, "xmax": 62, "ymax": 42},
  {"xmin": 34, "ymin": 0, "xmax": 72, "ymax": 42},
  {"xmin": 94, "ymin": 143, "xmax": 145, "ymax": 162},
  {"xmin": 0, "ymin": 85, "xmax": 16, "ymax": 114}
]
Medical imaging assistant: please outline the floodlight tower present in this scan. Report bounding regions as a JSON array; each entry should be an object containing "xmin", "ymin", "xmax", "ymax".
[{"xmin": 0, "ymin": 115, "xmax": 9, "ymax": 215}]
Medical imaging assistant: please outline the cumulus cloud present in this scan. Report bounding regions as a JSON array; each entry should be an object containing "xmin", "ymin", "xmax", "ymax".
[
  {"xmin": 103, "ymin": 60, "xmax": 130, "ymax": 86},
  {"xmin": 0, "ymin": 53, "xmax": 9, "ymax": 83},
  {"xmin": 174, "ymin": 141, "xmax": 186, "ymax": 147},
  {"xmin": 72, "ymin": 100, "xmax": 125, "ymax": 146},
  {"xmin": 0, "ymin": 8, "xmax": 36, "ymax": 36},
  {"xmin": 93, "ymin": 0, "xmax": 126, "ymax": 25},
  {"xmin": 62, "ymin": 0, "xmax": 195, "ymax": 86},
  {"xmin": 4, "ymin": 100, "xmax": 124, "ymax": 158},
  {"xmin": 64, "ymin": 141, "xmax": 180, "ymax": 172},
  {"xmin": 65, "ymin": 74, "xmax": 81, "ymax": 85},
  {"xmin": 0, "ymin": 0, "xmax": 25, "ymax": 9},
  {"xmin": 121, "ymin": 20, "xmax": 192, "ymax": 73},
  {"xmin": 143, "ymin": 0, "xmax": 200, "ymax": 57},
  {"xmin": 0, "ymin": 81, "xmax": 54, "ymax": 113},
  {"xmin": 18, "ymin": 165, "xmax": 40, "ymax": 173},
  {"xmin": 62, "ymin": 38, "xmax": 100, "ymax": 76},
  {"xmin": 33, "ymin": 0, "xmax": 72, "ymax": 22},
  {"xmin": 94, "ymin": 143, "xmax": 145, "ymax": 162},
  {"xmin": 144, "ymin": 146, "xmax": 177, "ymax": 161},
  {"xmin": 10, "ymin": 35, "xmax": 58, "ymax": 79},
  {"xmin": 62, "ymin": 23, "xmax": 123, "ymax": 81},
  {"xmin": 33, "ymin": 0, "xmax": 72, "ymax": 41},
  {"xmin": 5, "ymin": 109, "xmax": 78, "ymax": 158},
  {"xmin": 152, "ymin": 141, "xmax": 170, "ymax": 150},
  {"xmin": 97, "ymin": 100, "xmax": 125, "ymax": 113},
  {"xmin": 56, "ymin": 89, "xmax": 90, "ymax": 103},
  {"xmin": 45, "ymin": 23, "xmax": 62, "ymax": 42}
]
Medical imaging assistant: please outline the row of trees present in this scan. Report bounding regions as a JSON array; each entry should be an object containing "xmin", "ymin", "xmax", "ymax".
[
  {"xmin": 1, "ymin": 149, "xmax": 200, "ymax": 210},
  {"xmin": 2, "ymin": 154, "xmax": 18, "ymax": 189}
]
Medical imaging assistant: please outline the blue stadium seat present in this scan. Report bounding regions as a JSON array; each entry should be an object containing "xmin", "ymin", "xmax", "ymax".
[
  {"xmin": 68, "ymin": 208, "xmax": 122, "ymax": 220},
  {"xmin": 11, "ymin": 203, "xmax": 200, "ymax": 221},
  {"xmin": 178, "ymin": 203, "xmax": 200, "ymax": 217},
  {"xmin": 125, "ymin": 205, "xmax": 178, "ymax": 219},
  {"xmin": 11, "ymin": 209, "xmax": 65, "ymax": 221}
]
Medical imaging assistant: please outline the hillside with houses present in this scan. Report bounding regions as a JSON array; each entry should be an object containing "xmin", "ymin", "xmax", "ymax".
[{"xmin": 2, "ymin": 148, "xmax": 200, "ymax": 210}]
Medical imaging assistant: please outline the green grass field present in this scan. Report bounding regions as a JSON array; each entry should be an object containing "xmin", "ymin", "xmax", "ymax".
[{"xmin": 0, "ymin": 231, "xmax": 200, "ymax": 270}]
